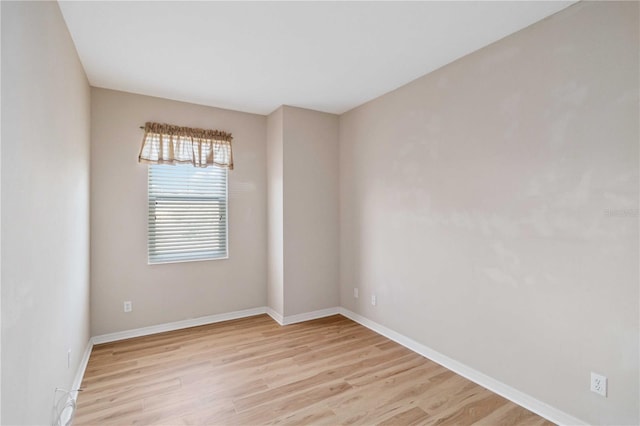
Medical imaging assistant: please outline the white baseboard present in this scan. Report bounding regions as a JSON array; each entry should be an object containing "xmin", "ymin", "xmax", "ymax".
[
  {"xmin": 338, "ymin": 307, "xmax": 586, "ymax": 426},
  {"xmin": 267, "ymin": 306, "xmax": 340, "ymax": 325},
  {"xmin": 72, "ymin": 340, "xmax": 93, "ymax": 391},
  {"xmin": 77, "ymin": 305, "xmax": 584, "ymax": 426},
  {"xmin": 281, "ymin": 307, "xmax": 340, "ymax": 325},
  {"xmin": 73, "ymin": 305, "xmax": 336, "ymax": 422},
  {"xmin": 90, "ymin": 305, "xmax": 341, "ymax": 346},
  {"xmin": 91, "ymin": 306, "xmax": 268, "ymax": 345},
  {"xmin": 89, "ymin": 305, "xmax": 340, "ymax": 346},
  {"xmin": 59, "ymin": 340, "xmax": 93, "ymax": 425},
  {"xmin": 267, "ymin": 307, "xmax": 284, "ymax": 325}
]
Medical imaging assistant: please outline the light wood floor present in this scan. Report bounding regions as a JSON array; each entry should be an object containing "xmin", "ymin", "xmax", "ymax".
[{"xmin": 75, "ymin": 314, "xmax": 554, "ymax": 425}]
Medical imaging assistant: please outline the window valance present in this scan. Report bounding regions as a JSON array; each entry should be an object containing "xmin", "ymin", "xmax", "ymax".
[{"xmin": 138, "ymin": 122, "xmax": 234, "ymax": 169}]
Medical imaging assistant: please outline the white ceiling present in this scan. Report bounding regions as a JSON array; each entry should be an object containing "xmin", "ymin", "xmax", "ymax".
[{"xmin": 58, "ymin": 1, "xmax": 575, "ymax": 115}]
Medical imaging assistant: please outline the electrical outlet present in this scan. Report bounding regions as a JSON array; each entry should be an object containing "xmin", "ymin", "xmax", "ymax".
[
  {"xmin": 354, "ymin": 288, "xmax": 359, "ymax": 298},
  {"xmin": 124, "ymin": 301, "xmax": 132, "ymax": 313},
  {"xmin": 371, "ymin": 294, "xmax": 377, "ymax": 306},
  {"xmin": 590, "ymin": 372, "xmax": 607, "ymax": 397},
  {"xmin": 67, "ymin": 349, "xmax": 71, "ymax": 369}
]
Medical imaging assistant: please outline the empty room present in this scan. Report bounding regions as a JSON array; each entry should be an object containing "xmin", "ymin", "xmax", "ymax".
[{"xmin": 1, "ymin": 1, "xmax": 638, "ymax": 425}]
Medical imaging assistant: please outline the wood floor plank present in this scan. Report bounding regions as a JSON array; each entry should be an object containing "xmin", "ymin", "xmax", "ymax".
[
  {"xmin": 377, "ymin": 406, "xmax": 431, "ymax": 426},
  {"xmin": 75, "ymin": 314, "xmax": 554, "ymax": 425},
  {"xmin": 425, "ymin": 392, "xmax": 509, "ymax": 425},
  {"xmin": 470, "ymin": 403, "xmax": 551, "ymax": 426},
  {"xmin": 268, "ymin": 406, "xmax": 339, "ymax": 426},
  {"xmin": 230, "ymin": 381, "xmax": 353, "ymax": 425}
]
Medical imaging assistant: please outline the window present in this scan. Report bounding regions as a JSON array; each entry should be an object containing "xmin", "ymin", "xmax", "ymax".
[{"xmin": 148, "ymin": 164, "xmax": 228, "ymax": 264}]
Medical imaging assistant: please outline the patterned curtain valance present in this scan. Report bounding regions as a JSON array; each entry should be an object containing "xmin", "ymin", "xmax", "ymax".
[{"xmin": 138, "ymin": 122, "xmax": 234, "ymax": 169}]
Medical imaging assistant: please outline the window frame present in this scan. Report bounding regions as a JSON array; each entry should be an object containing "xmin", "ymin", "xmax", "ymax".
[{"xmin": 146, "ymin": 163, "xmax": 229, "ymax": 265}]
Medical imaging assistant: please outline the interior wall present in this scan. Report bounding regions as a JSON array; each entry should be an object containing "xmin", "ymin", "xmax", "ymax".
[
  {"xmin": 267, "ymin": 107, "xmax": 284, "ymax": 315},
  {"xmin": 282, "ymin": 106, "xmax": 339, "ymax": 316},
  {"xmin": 90, "ymin": 88, "xmax": 267, "ymax": 336},
  {"xmin": 338, "ymin": 2, "xmax": 638, "ymax": 425},
  {"xmin": 1, "ymin": 1, "xmax": 91, "ymax": 424}
]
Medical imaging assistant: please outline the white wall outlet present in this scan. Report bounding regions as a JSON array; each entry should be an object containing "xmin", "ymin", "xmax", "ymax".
[
  {"xmin": 354, "ymin": 288, "xmax": 359, "ymax": 298},
  {"xmin": 371, "ymin": 294, "xmax": 377, "ymax": 306},
  {"xmin": 67, "ymin": 349, "xmax": 71, "ymax": 369},
  {"xmin": 124, "ymin": 301, "xmax": 132, "ymax": 313},
  {"xmin": 590, "ymin": 372, "xmax": 607, "ymax": 397}
]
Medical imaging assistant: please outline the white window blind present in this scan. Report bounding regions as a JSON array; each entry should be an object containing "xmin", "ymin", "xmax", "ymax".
[{"xmin": 148, "ymin": 164, "xmax": 228, "ymax": 264}]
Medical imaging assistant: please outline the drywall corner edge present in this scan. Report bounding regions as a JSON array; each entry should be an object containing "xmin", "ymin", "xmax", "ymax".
[{"xmin": 267, "ymin": 307, "xmax": 284, "ymax": 325}]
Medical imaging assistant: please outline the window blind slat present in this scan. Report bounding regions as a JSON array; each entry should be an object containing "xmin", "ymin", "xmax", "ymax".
[{"xmin": 148, "ymin": 164, "xmax": 228, "ymax": 264}]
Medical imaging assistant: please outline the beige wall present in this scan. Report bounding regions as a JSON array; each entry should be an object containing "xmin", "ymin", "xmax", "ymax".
[
  {"xmin": 282, "ymin": 106, "xmax": 339, "ymax": 316},
  {"xmin": 1, "ymin": 1, "xmax": 91, "ymax": 424},
  {"xmin": 267, "ymin": 107, "xmax": 284, "ymax": 315},
  {"xmin": 339, "ymin": 2, "xmax": 638, "ymax": 424},
  {"xmin": 2, "ymin": 1, "xmax": 634, "ymax": 424},
  {"xmin": 90, "ymin": 88, "xmax": 267, "ymax": 336},
  {"xmin": 266, "ymin": 106, "xmax": 340, "ymax": 319}
]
